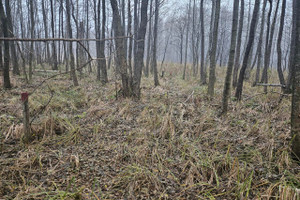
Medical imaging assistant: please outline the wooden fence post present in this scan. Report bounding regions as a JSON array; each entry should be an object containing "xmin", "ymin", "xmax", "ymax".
[{"xmin": 21, "ymin": 92, "xmax": 31, "ymax": 143}]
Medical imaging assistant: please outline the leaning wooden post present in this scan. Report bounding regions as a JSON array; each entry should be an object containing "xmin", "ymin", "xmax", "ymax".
[{"xmin": 21, "ymin": 92, "xmax": 31, "ymax": 143}]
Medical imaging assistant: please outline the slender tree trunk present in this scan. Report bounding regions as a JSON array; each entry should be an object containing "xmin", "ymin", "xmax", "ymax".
[
  {"xmin": 28, "ymin": 0, "xmax": 35, "ymax": 82},
  {"xmin": 200, "ymin": 0, "xmax": 206, "ymax": 84},
  {"xmin": 204, "ymin": 0, "xmax": 216, "ymax": 74},
  {"xmin": 277, "ymin": 0, "xmax": 286, "ymax": 88},
  {"xmin": 232, "ymin": 0, "xmax": 244, "ymax": 87},
  {"xmin": 262, "ymin": 0, "xmax": 280, "ymax": 93},
  {"xmin": 221, "ymin": 0, "xmax": 240, "ymax": 114},
  {"xmin": 50, "ymin": 0, "xmax": 58, "ymax": 70},
  {"xmin": 96, "ymin": 0, "xmax": 101, "ymax": 80},
  {"xmin": 133, "ymin": 0, "xmax": 149, "ymax": 97},
  {"xmin": 253, "ymin": 0, "xmax": 267, "ymax": 86},
  {"xmin": 111, "ymin": 0, "xmax": 130, "ymax": 97},
  {"xmin": 287, "ymin": 0, "xmax": 297, "ymax": 93},
  {"xmin": 128, "ymin": 0, "xmax": 133, "ymax": 79},
  {"xmin": 0, "ymin": 0, "xmax": 11, "ymax": 88},
  {"xmin": 5, "ymin": 0, "xmax": 19, "ymax": 75},
  {"xmin": 100, "ymin": 0, "xmax": 108, "ymax": 84},
  {"xmin": 145, "ymin": 0, "xmax": 153, "ymax": 77},
  {"xmin": 66, "ymin": 0, "xmax": 79, "ymax": 86},
  {"xmin": 152, "ymin": 0, "xmax": 159, "ymax": 87},
  {"xmin": 183, "ymin": 0, "xmax": 191, "ymax": 80},
  {"xmin": 41, "ymin": 1, "xmax": 50, "ymax": 63},
  {"xmin": 291, "ymin": 0, "xmax": 300, "ymax": 159},
  {"xmin": 235, "ymin": 0, "xmax": 260, "ymax": 101},
  {"xmin": 207, "ymin": 0, "xmax": 221, "ymax": 97}
]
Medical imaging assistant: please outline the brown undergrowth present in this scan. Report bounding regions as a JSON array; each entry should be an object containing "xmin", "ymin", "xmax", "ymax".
[{"xmin": 0, "ymin": 66, "xmax": 299, "ymax": 199}]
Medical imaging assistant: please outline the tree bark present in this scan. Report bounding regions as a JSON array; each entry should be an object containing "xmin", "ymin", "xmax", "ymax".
[
  {"xmin": 221, "ymin": 0, "xmax": 240, "ymax": 113},
  {"xmin": 5, "ymin": 0, "xmax": 19, "ymax": 75},
  {"xmin": 133, "ymin": 0, "xmax": 149, "ymax": 97},
  {"xmin": 286, "ymin": 0, "xmax": 297, "ymax": 93},
  {"xmin": 0, "ymin": 0, "xmax": 11, "ymax": 88},
  {"xmin": 200, "ymin": 0, "xmax": 206, "ymax": 84},
  {"xmin": 208, "ymin": 0, "xmax": 221, "ymax": 97},
  {"xmin": 232, "ymin": 0, "xmax": 244, "ymax": 88},
  {"xmin": 100, "ymin": 0, "xmax": 108, "ymax": 84},
  {"xmin": 183, "ymin": 0, "xmax": 191, "ymax": 80},
  {"xmin": 253, "ymin": 0, "xmax": 267, "ymax": 86},
  {"xmin": 277, "ymin": 0, "xmax": 286, "ymax": 88},
  {"xmin": 235, "ymin": 0, "xmax": 260, "ymax": 101},
  {"xmin": 145, "ymin": 0, "xmax": 153, "ymax": 78},
  {"xmin": 66, "ymin": 0, "xmax": 79, "ymax": 86},
  {"xmin": 110, "ymin": 0, "xmax": 131, "ymax": 97},
  {"xmin": 28, "ymin": 0, "xmax": 35, "ymax": 82},
  {"xmin": 50, "ymin": 0, "xmax": 58, "ymax": 70},
  {"xmin": 152, "ymin": 0, "xmax": 159, "ymax": 87},
  {"xmin": 291, "ymin": 0, "xmax": 300, "ymax": 160}
]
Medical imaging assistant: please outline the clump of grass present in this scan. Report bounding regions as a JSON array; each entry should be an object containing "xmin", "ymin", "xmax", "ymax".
[{"xmin": 0, "ymin": 67, "xmax": 299, "ymax": 199}]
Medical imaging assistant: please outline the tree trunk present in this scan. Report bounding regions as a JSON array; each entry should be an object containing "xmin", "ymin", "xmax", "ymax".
[
  {"xmin": 41, "ymin": 0, "xmax": 50, "ymax": 63},
  {"xmin": 110, "ymin": 0, "xmax": 131, "ymax": 97},
  {"xmin": 128, "ymin": 0, "xmax": 133, "ymax": 79},
  {"xmin": 0, "ymin": 0, "xmax": 11, "ymax": 88},
  {"xmin": 66, "ymin": 0, "xmax": 79, "ymax": 86},
  {"xmin": 5, "ymin": 0, "xmax": 19, "ymax": 75},
  {"xmin": 145, "ymin": 0, "xmax": 153, "ymax": 78},
  {"xmin": 291, "ymin": 0, "xmax": 300, "ymax": 160},
  {"xmin": 183, "ymin": 0, "xmax": 191, "ymax": 80},
  {"xmin": 133, "ymin": 0, "xmax": 149, "ymax": 97},
  {"xmin": 100, "ymin": 0, "xmax": 108, "ymax": 84},
  {"xmin": 207, "ymin": 0, "xmax": 221, "ymax": 97},
  {"xmin": 261, "ymin": 0, "xmax": 280, "ymax": 93},
  {"xmin": 286, "ymin": 0, "xmax": 297, "ymax": 93},
  {"xmin": 235, "ymin": 0, "xmax": 260, "ymax": 101},
  {"xmin": 253, "ymin": 0, "xmax": 267, "ymax": 86},
  {"xmin": 50, "ymin": 0, "xmax": 58, "ymax": 70},
  {"xmin": 232, "ymin": 0, "xmax": 244, "ymax": 88},
  {"xmin": 277, "ymin": 0, "xmax": 286, "ymax": 88},
  {"xmin": 28, "ymin": 0, "xmax": 35, "ymax": 82},
  {"xmin": 152, "ymin": 0, "xmax": 159, "ymax": 87},
  {"xmin": 221, "ymin": 0, "xmax": 240, "ymax": 113},
  {"xmin": 200, "ymin": 0, "xmax": 206, "ymax": 84}
]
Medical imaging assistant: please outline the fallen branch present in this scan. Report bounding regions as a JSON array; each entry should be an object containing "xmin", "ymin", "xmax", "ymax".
[
  {"xmin": 184, "ymin": 91, "xmax": 194, "ymax": 103},
  {"xmin": 255, "ymin": 83, "xmax": 286, "ymax": 88},
  {"xmin": 244, "ymin": 91, "xmax": 291, "ymax": 101},
  {"xmin": 0, "ymin": 36, "xmax": 132, "ymax": 42}
]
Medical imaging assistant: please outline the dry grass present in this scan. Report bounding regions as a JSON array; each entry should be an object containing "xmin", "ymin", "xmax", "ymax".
[{"xmin": 0, "ymin": 65, "xmax": 299, "ymax": 199}]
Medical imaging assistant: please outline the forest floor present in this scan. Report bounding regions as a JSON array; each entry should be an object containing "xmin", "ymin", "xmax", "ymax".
[{"xmin": 0, "ymin": 66, "xmax": 300, "ymax": 199}]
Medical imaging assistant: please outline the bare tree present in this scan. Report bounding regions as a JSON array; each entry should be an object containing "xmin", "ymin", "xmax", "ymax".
[
  {"xmin": 235, "ymin": 0, "xmax": 260, "ymax": 101},
  {"xmin": 232, "ymin": 0, "xmax": 244, "ymax": 88},
  {"xmin": 221, "ymin": 0, "xmax": 240, "ymax": 113},
  {"xmin": 152, "ymin": 0, "xmax": 159, "ymax": 87},
  {"xmin": 0, "ymin": 0, "xmax": 11, "ymax": 88},
  {"xmin": 28, "ymin": 0, "xmax": 35, "ymax": 82},
  {"xmin": 208, "ymin": 0, "xmax": 221, "ymax": 97},
  {"xmin": 133, "ymin": 0, "xmax": 149, "ymax": 97},
  {"xmin": 66, "ymin": 0, "xmax": 79, "ymax": 86},
  {"xmin": 291, "ymin": 0, "xmax": 300, "ymax": 160},
  {"xmin": 5, "ymin": 0, "xmax": 19, "ymax": 75},
  {"xmin": 277, "ymin": 0, "xmax": 286, "ymax": 88},
  {"xmin": 253, "ymin": 0, "xmax": 267, "ymax": 86},
  {"xmin": 200, "ymin": 0, "xmax": 206, "ymax": 84},
  {"xmin": 183, "ymin": 0, "xmax": 191, "ymax": 80},
  {"xmin": 50, "ymin": 0, "xmax": 58, "ymax": 70},
  {"xmin": 110, "ymin": 0, "xmax": 131, "ymax": 97}
]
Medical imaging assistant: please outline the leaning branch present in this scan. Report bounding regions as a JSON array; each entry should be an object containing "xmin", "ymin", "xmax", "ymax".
[{"xmin": 0, "ymin": 36, "xmax": 132, "ymax": 42}]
